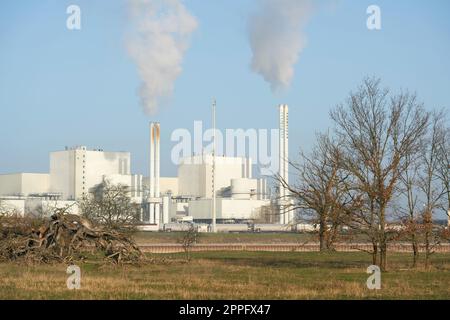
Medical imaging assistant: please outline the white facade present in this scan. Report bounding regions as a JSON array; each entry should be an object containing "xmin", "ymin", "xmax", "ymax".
[
  {"xmin": 169, "ymin": 199, "xmax": 190, "ymax": 220},
  {"xmin": 142, "ymin": 177, "xmax": 179, "ymax": 196},
  {"xmin": 25, "ymin": 199, "xmax": 79, "ymax": 217},
  {"xmin": 0, "ymin": 173, "xmax": 50, "ymax": 197},
  {"xmin": 0, "ymin": 199, "xmax": 26, "ymax": 215},
  {"xmin": 160, "ymin": 177, "xmax": 178, "ymax": 195},
  {"xmin": 103, "ymin": 174, "xmax": 143, "ymax": 201},
  {"xmin": 0, "ymin": 198, "xmax": 78, "ymax": 217},
  {"xmin": 230, "ymin": 178, "xmax": 257, "ymax": 200},
  {"xmin": 178, "ymin": 155, "xmax": 252, "ymax": 198},
  {"xmin": 188, "ymin": 198, "xmax": 270, "ymax": 221},
  {"xmin": 50, "ymin": 146, "xmax": 131, "ymax": 200}
]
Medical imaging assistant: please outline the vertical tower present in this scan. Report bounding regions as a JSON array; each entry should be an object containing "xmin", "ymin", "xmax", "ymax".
[
  {"xmin": 211, "ymin": 99, "xmax": 217, "ymax": 233},
  {"xmin": 279, "ymin": 104, "xmax": 290, "ymax": 224},
  {"xmin": 149, "ymin": 122, "xmax": 161, "ymax": 225}
]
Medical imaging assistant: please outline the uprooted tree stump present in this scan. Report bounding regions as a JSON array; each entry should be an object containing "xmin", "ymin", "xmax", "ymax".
[{"xmin": 0, "ymin": 210, "xmax": 142, "ymax": 265}]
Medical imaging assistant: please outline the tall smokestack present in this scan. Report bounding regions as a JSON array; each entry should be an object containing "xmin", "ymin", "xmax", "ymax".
[
  {"xmin": 279, "ymin": 104, "xmax": 289, "ymax": 224},
  {"xmin": 149, "ymin": 122, "xmax": 162, "ymax": 225},
  {"xmin": 155, "ymin": 123, "xmax": 161, "ymax": 225},
  {"xmin": 149, "ymin": 122, "xmax": 155, "ymax": 223}
]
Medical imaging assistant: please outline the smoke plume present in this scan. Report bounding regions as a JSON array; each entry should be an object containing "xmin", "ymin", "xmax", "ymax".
[
  {"xmin": 248, "ymin": 0, "xmax": 314, "ymax": 91},
  {"xmin": 127, "ymin": 0, "xmax": 198, "ymax": 115}
]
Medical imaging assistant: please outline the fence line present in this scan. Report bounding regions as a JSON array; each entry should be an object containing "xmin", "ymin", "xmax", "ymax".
[{"xmin": 139, "ymin": 243, "xmax": 450, "ymax": 254}]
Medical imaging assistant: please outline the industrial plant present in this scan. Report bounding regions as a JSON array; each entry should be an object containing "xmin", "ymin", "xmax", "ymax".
[{"xmin": 0, "ymin": 105, "xmax": 295, "ymax": 232}]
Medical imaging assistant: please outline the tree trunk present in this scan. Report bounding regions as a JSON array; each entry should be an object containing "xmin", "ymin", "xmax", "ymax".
[
  {"xmin": 412, "ymin": 235, "xmax": 419, "ymax": 268},
  {"xmin": 319, "ymin": 220, "xmax": 327, "ymax": 252},
  {"xmin": 379, "ymin": 206, "xmax": 387, "ymax": 271},
  {"xmin": 424, "ymin": 210, "xmax": 432, "ymax": 269},
  {"xmin": 379, "ymin": 240, "xmax": 387, "ymax": 271},
  {"xmin": 372, "ymin": 241, "xmax": 378, "ymax": 266},
  {"xmin": 425, "ymin": 230, "xmax": 430, "ymax": 269}
]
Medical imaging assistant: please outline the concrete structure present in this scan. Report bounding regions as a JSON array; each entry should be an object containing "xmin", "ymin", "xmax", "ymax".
[
  {"xmin": 25, "ymin": 199, "xmax": 79, "ymax": 217},
  {"xmin": 103, "ymin": 174, "xmax": 143, "ymax": 201},
  {"xmin": 0, "ymin": 198, "xmax": 78, "ymax": 217},
  {"xmin": 0, "ymin": 173, "xmax": 50, "ymax": 197},
  {"xmin": 142, "ymin": 177, "xmax": 178, "ymax": 196},
  {"xmin": 0, "ymin": 146, "xmax": 140, "ymax": 217},
  {"xmin": 188, "ymin": 198, "xmax": 269, "ymax": 222},
  {"xmin": 50, "ymin": 146, "xmax": 131, "ymax": 200},
  {"xmin": 178, "ymin": 155, "xmax": 252, "ymax": 198},
  {"xmin": 172, "ymin": 154, "xmax": 269, "ymax": 222},
  {"xmin": 0, "ymin": 199, "xmax": 26, "ymax": 215}
]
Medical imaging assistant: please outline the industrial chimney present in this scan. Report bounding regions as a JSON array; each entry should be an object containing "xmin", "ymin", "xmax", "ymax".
[
  {"xmin": 278, "ymin": 104, "xmax": 291, "ymax": 224},
  {"xmin": 149, "ymin": 122, "xmax": 161, "ymax": 225}
]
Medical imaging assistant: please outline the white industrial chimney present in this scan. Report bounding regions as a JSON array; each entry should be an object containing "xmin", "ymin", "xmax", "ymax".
[
  {"xmin": 279, "ymin": 104, "xmax": 291, "ymax": 224},
  {"xmin": 149, "ymin": 122, "xmax": 161, "ymax": 225}
]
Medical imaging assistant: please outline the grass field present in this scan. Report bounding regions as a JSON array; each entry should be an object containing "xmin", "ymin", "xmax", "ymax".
[
  {"xmin": 133, "ymin": 231, "xmax": 325, "ymax": 244},
  {"xmin": 1, "ymin": 252, "xmax": 449, "ymax": 299}
]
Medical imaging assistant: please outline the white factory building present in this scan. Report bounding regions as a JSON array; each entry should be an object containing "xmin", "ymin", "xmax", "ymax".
[
  {"xmin": 0, "ymin": 104, "xmax": 295, "ymax": 229},
  {"xmin": 0, "ymin": 146, "xmax": 141, "ymax": 217},
  {"xmin": 167, "ymin": 154, "xmax": 270, "ymax": 223},
  {"xmin": 0, "ymin": 151, "xmax": 270, "ymax": 224}
]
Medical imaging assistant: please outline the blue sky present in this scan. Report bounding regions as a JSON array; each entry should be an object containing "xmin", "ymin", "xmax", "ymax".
[{"xmin": 1, "ymin": 0, "xmax": 449, "ymax": 177}]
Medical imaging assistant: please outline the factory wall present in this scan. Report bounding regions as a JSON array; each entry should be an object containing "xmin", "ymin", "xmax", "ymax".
[
  {"xmin": 160, "ymin": 177, "xmax": 178, "ymax": 196},
  {"xmin": 49, "ymin": 150, "xmax": 74, "ymax": 200},
  {"xmin": 21, "ymin": 174, "xmax": 50, "ymax": 195},
  {"xmin": 25, "ymin": 199, "xmax": 79, "ymax": 217},
  {"xmin": 0, "ymin": 199, "xmax": 25, "ymax": 215},
  {"xmin": 168, "ymin": 199, "xmax": 189, "ymax": 220},
  {"xmin": 0, "ymin": 199, "xmax": 78, "ymax": 217},
  {"xmin": 230, "ymin": 178, "xmax": 257, "ymax": 200},
  {"xmin": 0, "ymin": 173, "xmax": 50, "ymax": 197},
  {"xmin": 143, "ymin": 177, "xmax": 179, "ymax": 196},
  {"xmin": 50, "ymin": 147, "xmax": 131, "ymax": 200},
  {"xmin": 103, "ymin": 174, "xmax": 143, "ymax": 199},
  {"xmin": 188, "ymin": 198, "xmax": 270, "ymax": 221},
  {"xmin": 178, "ymin": 155, "xmax": 252, "ymax": 198}
]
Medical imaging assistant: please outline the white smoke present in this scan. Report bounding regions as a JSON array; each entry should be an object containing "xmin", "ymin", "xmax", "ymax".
[
  {"xmin": 127, "ymin": 0, "xmax": 198, "ymax": 115},
  {"xmin": 248, "ymin": 0, "xmax": 314, "ymax": 91}
]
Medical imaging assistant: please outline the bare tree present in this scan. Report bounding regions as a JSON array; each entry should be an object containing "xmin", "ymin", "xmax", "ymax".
[
  {"xmin": 80, "ymin": 180, "xmax": 141, "ymax": 233},
  {"xmin": 278, "ymin": 133, "xmax": 355, "ymax": 251},
  {"xmin": 435, "ymin": 118, "xmax": 450, "ymax": 224},
  {"xmin": 178, "ymin": 224, "xmax": 199, "ymax": 261},
  {"xmin": 398, "ymin": 152, "xmax": 422, "ymax": 267},
  {"xmin": 417, "ymin": 111, "xmax": 447, "ymax": 267},
  {"xmin": 330, "ymin": 77, "xmax": 429, "ymax": 270}
]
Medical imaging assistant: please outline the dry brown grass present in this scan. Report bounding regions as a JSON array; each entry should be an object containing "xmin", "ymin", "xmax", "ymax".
[{"xmin": 0, "ymin": 252, "xmax": 449, "ymax": 299}]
